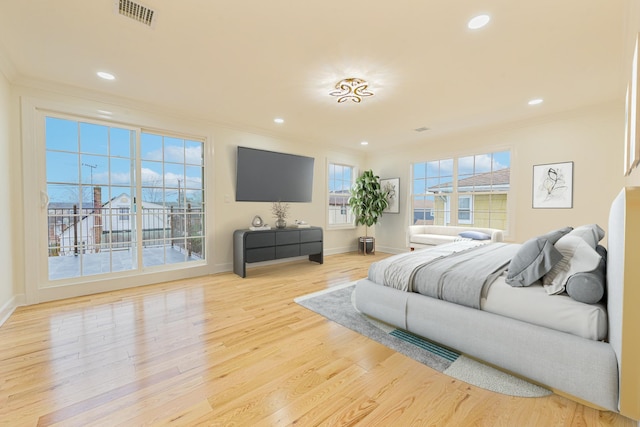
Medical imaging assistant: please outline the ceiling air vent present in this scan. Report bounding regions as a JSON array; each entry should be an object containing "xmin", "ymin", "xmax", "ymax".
[
  {"xmin": 116, "ymin": 0, "xmax": 156, "ymax": 27},
  {"xmin": 414, "ymin": 126, "xmax": 430, "ymax": 132}
]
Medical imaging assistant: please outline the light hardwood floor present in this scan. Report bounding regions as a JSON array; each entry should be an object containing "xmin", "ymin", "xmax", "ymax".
[{"xmin": 0, "ymin": 252, "xmax": 634, "ymax": 426}]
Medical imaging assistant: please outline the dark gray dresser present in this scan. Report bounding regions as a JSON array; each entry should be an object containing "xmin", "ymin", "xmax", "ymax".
[{"xmin": 233, "ymin": 227, "xmax": 323, "ymax": 277}]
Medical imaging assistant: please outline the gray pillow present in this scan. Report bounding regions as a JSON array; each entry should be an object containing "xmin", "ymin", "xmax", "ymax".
[
  {"xmin": 568, "ymin": 224, "xmax": 605, "ymax": 248},
  {"xmin": 506, "ymin": 237, "xmax": 563, "ymax": 287},
  {"xmin": 540, "ymin": 226, "xmax": 573, "ymax": 245},
  {"xmin": 565, "ymin": 245, "xmax": 607, "ymax": 304}
]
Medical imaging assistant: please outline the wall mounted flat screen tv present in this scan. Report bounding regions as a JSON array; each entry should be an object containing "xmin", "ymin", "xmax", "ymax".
[{"xmin": 236, "ymin": 146, "xmax": 314, "ymax": 202}]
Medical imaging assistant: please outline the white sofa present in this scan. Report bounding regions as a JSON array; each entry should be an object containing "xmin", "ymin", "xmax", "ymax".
[{"xmin": 408, "ymin": 225, "xmax": 503, "ymax": 250}]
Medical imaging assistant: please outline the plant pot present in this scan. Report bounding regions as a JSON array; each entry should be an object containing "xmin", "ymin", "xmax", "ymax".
[
  {"xmin": 358, "ymin": 236, "xmax": 375, "ymax": 255},
  {"xmin": 275, "ymin": 218, "xmax": 287, "ymax": 229}
]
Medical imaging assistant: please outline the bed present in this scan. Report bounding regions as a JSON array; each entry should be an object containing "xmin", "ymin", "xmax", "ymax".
[{"xmin": 354, "ymin": 187, "xmax": 640, "ymax": 420}]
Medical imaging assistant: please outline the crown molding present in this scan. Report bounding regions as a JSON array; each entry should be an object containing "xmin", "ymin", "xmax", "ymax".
[{"xmin": 0, "ymin": 45, "xmax": 18, "ymax": 82}]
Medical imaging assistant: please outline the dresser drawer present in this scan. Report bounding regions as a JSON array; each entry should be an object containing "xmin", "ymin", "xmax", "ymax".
[
  {"xmin": 300, "ymin": 229, "xmax": 322, "ymax": 243},
  {"xmin": 245, "ymin": 232, "xmax": 275, "ymax": 248},
  {"xmin": 276, "ymin": 230, "xmax": 300, "ymax": 245},
  {"xmin": 246, "ymin": 247, "xmax": 275, "ymax": 262},
  {"xmin": 276, "ymin": 244, "xmax": 300, "ymax": 259},
  {"xmin": 300, "ymin": 241, "xmax": 322, "ymax": 255}
]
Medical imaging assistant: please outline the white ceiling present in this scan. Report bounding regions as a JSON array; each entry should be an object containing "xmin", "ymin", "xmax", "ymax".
[{"xmin": 0, "ymin": 0, "xmax": 631, "ymax": 151}]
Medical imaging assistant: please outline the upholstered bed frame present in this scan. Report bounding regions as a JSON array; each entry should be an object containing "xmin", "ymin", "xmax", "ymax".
[{"xmin": 354, "ymin": 187, "xmax": 640, "ymax": 420}]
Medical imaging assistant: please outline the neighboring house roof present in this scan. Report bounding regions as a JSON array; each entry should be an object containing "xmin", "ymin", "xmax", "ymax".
[
  {"xmin": 428, "ymin": 168, "xmax": 510, "ymax": 192},
  {"xmin": 412, "ymin": 199, "xmax": 435, "ymax": 210}
]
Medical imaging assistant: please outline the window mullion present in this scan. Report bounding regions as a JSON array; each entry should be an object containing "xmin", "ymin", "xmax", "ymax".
[{"xmin": 135, "ymin": 129, "xmax": 143, "ymax": 271}]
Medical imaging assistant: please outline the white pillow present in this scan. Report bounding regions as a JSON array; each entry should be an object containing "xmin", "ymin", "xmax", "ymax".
[{"xmin": 542, "ymin": 235, "xmax": 602, "ymax": 295}]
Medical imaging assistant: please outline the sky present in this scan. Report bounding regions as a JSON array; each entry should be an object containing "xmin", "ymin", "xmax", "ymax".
[{"xmin": 45, "ymin": 117, "xmax": 204, "ymax": 207}]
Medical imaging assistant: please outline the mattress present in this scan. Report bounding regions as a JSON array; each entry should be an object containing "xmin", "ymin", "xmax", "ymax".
[{"xmin": 481, "ymin": 274, "xmax": 607, "ymax": 341}]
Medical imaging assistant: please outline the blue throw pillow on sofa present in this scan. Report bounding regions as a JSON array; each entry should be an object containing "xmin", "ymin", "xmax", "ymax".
[{"xmin": 459, "ymin": 231, "xmax": 491, "ymax": 241}]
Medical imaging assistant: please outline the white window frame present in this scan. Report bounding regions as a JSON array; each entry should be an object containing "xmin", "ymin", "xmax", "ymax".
[
  {"xmin": 21, "ymin": 96, "xmax": 214, "ymax": 305},
  {"xmin": 412, "ymin": 150, "xmax": 510, "ymax": 231},
  {"xmin": 327, "ymin": 161, "xmax": 356, "ymax": 229}
]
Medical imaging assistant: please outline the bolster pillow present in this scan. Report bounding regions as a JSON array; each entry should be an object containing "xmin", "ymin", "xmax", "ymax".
[{"xmin": 565, "ymin": 245, "xmax": 607, "ymax": 304}]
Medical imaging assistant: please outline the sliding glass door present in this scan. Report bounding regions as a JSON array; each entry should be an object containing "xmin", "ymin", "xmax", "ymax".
[{"xmin": 44, "ymin": 115, "xmax": 205, "ymax": 282}]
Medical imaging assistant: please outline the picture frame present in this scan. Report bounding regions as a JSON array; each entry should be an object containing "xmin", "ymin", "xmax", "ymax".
[
  {"xmin": 625, "ymin": 81, "xmax": 632, "ymax": 175},
  {"xmin": 532, "ymin": 162, "xmax": 573, "ymax": 209},
  {"xmin": 381, "ymin": 178, "xmax": 400, "ymax": 213},
  {"xmin": 626, "ymin": 32, "xmax": 640, "ymax": 175}
]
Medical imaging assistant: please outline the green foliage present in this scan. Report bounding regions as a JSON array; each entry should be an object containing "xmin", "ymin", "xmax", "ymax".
[{"xmin": 348, "ymin": 170, "xmax": 389, "ymax": 236}]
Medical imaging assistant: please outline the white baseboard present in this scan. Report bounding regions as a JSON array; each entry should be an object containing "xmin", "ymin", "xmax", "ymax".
[
  {"xmin": 375, "ymin": 245, "xmax": 407, "ymax": 255},
  {"xmin": 214, "ymin": 263, "xmax": 233, "ymax": 274},
  {"xmin": 323, "ymin": 246, "xmax": 356, "ymax": 255},
  {"xmin": 0, "ymin": 293, "xmax": 25, "ymax": 327}
]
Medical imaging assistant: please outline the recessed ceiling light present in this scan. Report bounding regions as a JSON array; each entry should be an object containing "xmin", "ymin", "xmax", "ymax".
[
  {"xmin": 360, "ymin": 141, "xmax": 369, "ymax": 146},
  {"xmin": 528, "ymin": 98, "xmax": 544, "ymax": 105},
  {"xmin": 468, "ymin": 14, "xmax": 490, "ymax": 30},
  {"xmin": 274, "ymin": 118, "xmax": 284, "ymax": 124},
  {"xmin": 97, "ymin": 71, "xmax": 116, "ymax": 80}
]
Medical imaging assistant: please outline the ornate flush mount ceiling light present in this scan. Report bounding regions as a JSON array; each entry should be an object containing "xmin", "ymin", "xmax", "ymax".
[{"xmin": 329, "ymin": 78, "xmax": 374, "ymax": 103}]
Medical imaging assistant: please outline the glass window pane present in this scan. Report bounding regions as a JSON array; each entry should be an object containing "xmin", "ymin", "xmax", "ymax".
[
  {"xmin": 109, "ymin": 187, "xmax": 133, "ymax": 205},
  {"xmin": 164, "ymin": 163, "xmax": 185, "ymax": 188},
  {"xmin": 164, "ymin": 137, "xmax": 185, "ymax": 163},
  {"xmin": 440, "ymin": 159, "xmax": 453, "ymax": 176},
  {"xmin": 110, "ymin": 127, "xmax": 132, "ymax": 158},
  {"xmin": 47, "ymin": 152, "xmax": 79, "ymax": 184},
  {"xmin": 474, "ymin": 154, "xmax": 492, "ymax": 174},
  {"xmin": 80, "ymin": 123, "xmax": 109, "ymax": 155},
  {"xmin": 185, "ymin": 140, "xmax": 203, "ymax": 165},
  {"xmin": 343, "ymin": 166, "xmax": 351, "ymax": 182},
  {"xmin": 185, "ymin": 166, "xmax": 203, "ymax": 189},
  {"xmin": 459, "ymin": 196, "xmax": 470, "ymax": 209},
  {"xmin": 141, "ymin": 161, "xmax": 163, "ymax": 187},
  {"xmin": 46, "ymin": 117, "xmax": 78, "ymax": 152},
  {"xmin": 110, "ymin": 158, "xmax": 134, "ymax": 187},
  {"xmin": 426, "ymin": 161, "xmax": 440, "ymax": 177},
  {"xmin": 141, "ymin": 133, "xmax": 163, "ymax": 161},
  {"xmin": 458, "ymin": 156, "xmax": 475, "ymax": 175},
  {"xmin": 80, "ymin": 155, "xmax": 109, "ymax": 186},
  {"xmin": 425, "ymin": 178, "xmax": 440, "ymax": 194},
  {"xmin": 47, "ymin": 183, "xmax": 80, "ymax": 206}
]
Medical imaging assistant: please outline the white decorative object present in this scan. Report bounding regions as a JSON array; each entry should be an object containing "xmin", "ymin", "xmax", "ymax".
[
  {"xmin": 252, "ymin": 215, "xmax": 263, "ymax": 227},
  {"xmin": 381, "ymin": 178, "xmax": 400, "ymax": 214}
]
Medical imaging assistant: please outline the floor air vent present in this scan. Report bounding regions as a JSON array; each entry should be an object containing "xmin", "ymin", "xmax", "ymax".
[{"xmin": 116, "ymin": 0, "xmax": 156, "ymax": 27}]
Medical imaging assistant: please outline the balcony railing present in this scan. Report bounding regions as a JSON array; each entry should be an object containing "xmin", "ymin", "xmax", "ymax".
[{"xmin": 47, "ymin": 204, "xmax": 204, "ymax": 258}]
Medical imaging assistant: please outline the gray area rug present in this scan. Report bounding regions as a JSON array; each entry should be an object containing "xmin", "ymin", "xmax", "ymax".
[{"xmin": 295, "ymin": 282, "xmax": 551, "ymax": 398}]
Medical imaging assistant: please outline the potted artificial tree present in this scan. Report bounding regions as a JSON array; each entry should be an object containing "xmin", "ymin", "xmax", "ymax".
[{"xmin": 348, "ymin": 169, "xmax": 389, "ymax": 255}]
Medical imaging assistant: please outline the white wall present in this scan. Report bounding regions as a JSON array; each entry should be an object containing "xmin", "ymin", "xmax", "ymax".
[
  {"xmin": 8, "ymin": 82, "xmax": 367, "ymax": 302},
  {"xmin": 368, "ymin": 102, "xmax": 626, "ymax": 251},
  {"xmin": 211, "ymin": 126, "xmax": 366, "ymax": 271},
  {"xmin": 0, "ymin": 68, "xmax": 18, "ymax": 320}
]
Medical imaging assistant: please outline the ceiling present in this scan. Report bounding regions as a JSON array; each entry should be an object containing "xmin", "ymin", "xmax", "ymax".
[{"xmin": 0, "ymin": 0, "xmax": 631, "ymax": 151}]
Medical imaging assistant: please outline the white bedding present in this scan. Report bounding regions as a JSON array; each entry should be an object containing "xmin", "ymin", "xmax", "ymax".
[{"xmin": 481, "ymin": 274, "xmax": 607, "ymax": 341}]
